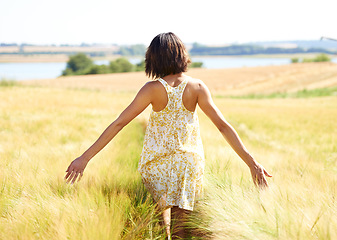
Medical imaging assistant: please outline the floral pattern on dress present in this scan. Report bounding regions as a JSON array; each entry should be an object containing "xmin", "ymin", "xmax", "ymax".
[{"xmin": 138, "ymin": 77, "xmax": 205, "ymax": 211}]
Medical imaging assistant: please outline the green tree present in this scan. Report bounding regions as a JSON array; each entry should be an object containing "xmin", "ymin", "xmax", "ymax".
[
  {"xmin": 300, "ymin": 54, "xmax": 331, "ymax": 63},
  {"xmin": 62, "ymin": 53, "xmax": 93, "ymax": 76},
  {"xmin": 62, "ymin": 68, "xmax": 74, "ymax": 76},
  {"xmin": 86, "ymin": 64, "xmax": 110, "ymax": 75},
  {"xmin": 118, "ymin": 44, "xmax": 146, "ymax": 56},
  {"xmin": 135, "ymin": 60, "xmax": 145, "ymax": 72},
  {"xmin": 291, "ymin": 58, "xmax": 299, "ymax": 63},
  {"xmin": 302, "ymin": 58, "xmax": 313, "ymax": 63},
  {"xmin": 313, "ymin": 54, "xmax": 331, "ymax": 62},
  {"xmin": 190, "ymin": 62, "xmax": 203, "ymax": 68},
  {"xmin": 109, "ymin": 58, "xmax": 134, "ymax": 73}
]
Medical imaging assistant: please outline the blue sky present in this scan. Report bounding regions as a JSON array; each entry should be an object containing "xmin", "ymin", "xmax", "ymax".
[{"xmin": 1, "ymin": 0, "xmax": 336, "ymax": 45}]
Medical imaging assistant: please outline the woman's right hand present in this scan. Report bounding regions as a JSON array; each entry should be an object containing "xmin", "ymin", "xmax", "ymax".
[
  {"xmin": 64, "ymin": 156, "xmax": 89, "ymax": 184},
  {"xmin": 249, "ymin": 163, "xmax": 272, "ymax": 189}
]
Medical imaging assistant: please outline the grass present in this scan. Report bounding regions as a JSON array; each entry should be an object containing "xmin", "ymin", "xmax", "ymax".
[
  {"xmin": 0, "ymin": 78, "xmax": 17, "ymax": 87},
  {"xmin": 0, "ymin": 87, "xmax": 163, "ymax": 239},
  {"xmin": 226, "ymin": 86, "xmax": 337, "ymax": 99},
  {"xmin": 197, "ymin": 96, "xmax": 337, "ymax": 239},
  {"xmin": 1, "ymin": 70, "xmax": 337, "ymax": 239}
]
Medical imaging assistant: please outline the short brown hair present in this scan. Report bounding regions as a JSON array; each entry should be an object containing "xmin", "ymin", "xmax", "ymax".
[{"xmin": 145, "ymin": 32, "xmax": 191, "ymax": 79}]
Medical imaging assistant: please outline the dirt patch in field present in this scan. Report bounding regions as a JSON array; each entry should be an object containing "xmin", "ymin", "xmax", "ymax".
[
  {"xmin": 188, "ymin": 62, "xmax": 337, "ymax": 96},
  {"xmin": 21, "ymin": 62, "xmax": 337, "ymax": 95}
]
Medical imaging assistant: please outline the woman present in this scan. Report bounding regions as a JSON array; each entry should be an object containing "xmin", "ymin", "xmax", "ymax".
[{"xmin": 65, "ymin": 32, "xmax": 272, "ymax": 239}]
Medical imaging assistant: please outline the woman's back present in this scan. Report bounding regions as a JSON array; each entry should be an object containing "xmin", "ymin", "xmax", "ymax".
[
  {"xmin": 150, "ymin": 74, "xmax": 201, "ymax": 113},
  {"xmin": 138, "ymin": 74, "xmax": 205, "ymax": 210}
]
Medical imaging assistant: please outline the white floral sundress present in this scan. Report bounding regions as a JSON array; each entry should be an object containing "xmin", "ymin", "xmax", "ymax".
[{"xmin": 138, "ymin": 77, "xmax": 205, "ymax": 211}]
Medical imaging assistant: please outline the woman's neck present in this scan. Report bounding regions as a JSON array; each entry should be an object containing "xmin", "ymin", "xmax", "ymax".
[
  {"xmin": 161, "ymin": 73, "xmax": 187, "ymax": 87},
  {"xmin": 162, "ymin": 72, "xmax": 185, "ymax": 80}
]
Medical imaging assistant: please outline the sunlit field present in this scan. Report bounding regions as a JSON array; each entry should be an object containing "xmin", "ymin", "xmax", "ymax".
[{"xmin": 1, "ymin": 63, "xmax": 337, "ymax": 239}]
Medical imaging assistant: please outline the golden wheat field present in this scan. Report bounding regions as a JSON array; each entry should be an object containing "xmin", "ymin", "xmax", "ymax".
[{"xmin": 1, "ymin": 63, "xmax": 337, "ymax": 239}]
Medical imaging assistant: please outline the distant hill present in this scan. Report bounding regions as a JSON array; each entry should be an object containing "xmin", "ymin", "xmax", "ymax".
[
  {"xmin": 249, "ymin": 40, "xmax": 337, "ymax": 51},
  {"xmin": 189, "ymin": 40, "xmax": 337, "ymax": 56},
  {"xmin": 1, "ymin": 40, "xmax": 337, "ymax": 57}
]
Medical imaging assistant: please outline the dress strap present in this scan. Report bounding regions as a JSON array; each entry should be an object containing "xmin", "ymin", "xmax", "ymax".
[
  {"xmin": 158, "ymin": 77, "xmax": 189, "ymax": 90},
  {"xmin": 158, "ymin": 78, "xmax": 169, "ymax": 88},
  {"xmin": 179, "ymin": 78, "xmax": 189, "ymax": 94}
]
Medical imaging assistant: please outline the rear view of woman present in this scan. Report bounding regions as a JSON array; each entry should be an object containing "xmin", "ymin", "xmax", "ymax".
[{"xmin": 65, "ymin": 32, "xmax": 271, "ymax": 239}]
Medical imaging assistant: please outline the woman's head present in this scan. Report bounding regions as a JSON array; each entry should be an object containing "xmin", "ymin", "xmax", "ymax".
[{"xmin": 145, "ymin": 32, "xmax": 191, "ymax": 79}]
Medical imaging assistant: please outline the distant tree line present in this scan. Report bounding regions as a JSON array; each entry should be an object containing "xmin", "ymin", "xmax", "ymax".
[
  {"xmin": 61, "ymin": 53, "xmax": 145, "ymax": 76},
  {"xmin": 291, "ymin": 54, "xmax": 331, "ymax": 63},
  {"xmin": 2, "ymin": 42, "xmax": 336, "ymax": 56},
  {"xmin": 189, "ymin": 43, "xmax": 337, "ymax": 56},
  {"xmin": 0, "ymin": 43, "xmax": 116, "ymax": 47},
  {"xmin": 189, "ymin": 62, "xmax": 203, "ymax": 68},
  {"xmin": 0, "ymin": 51, "xmax": 108, "ymax": 56},
  {"xmin": 118, "ymin": 44, "xmax": 146, "ymax": 56},
  {"xmin": 0, "ymin": 43, "xmax": 19, "ymax": 46},
  {"xmin": 62, "ymin": 53, "xmax": 203, "ymax": 76}
]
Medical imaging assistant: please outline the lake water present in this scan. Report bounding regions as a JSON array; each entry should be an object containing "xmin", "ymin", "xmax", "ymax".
[{"xmin": 1, "ymin": 57, "xmax": 337, "ymax": 81}]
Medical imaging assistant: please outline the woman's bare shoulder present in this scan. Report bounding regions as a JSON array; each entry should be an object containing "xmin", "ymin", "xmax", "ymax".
[
  {"xmin": 186, "ymin": 76, "xmax": 208, "ymax": 90},
  {"xmin": 140, "ymin": 80, "xmax": 162, "ymax": 92}
]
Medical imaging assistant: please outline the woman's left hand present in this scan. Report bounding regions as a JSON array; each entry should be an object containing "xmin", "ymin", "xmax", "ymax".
[{"xmin": 65, "ymin": 157, "xmax": 89, "ymax": 184}]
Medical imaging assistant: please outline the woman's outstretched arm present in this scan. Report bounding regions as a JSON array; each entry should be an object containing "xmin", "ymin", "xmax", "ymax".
[
  {"xmin": 65, "ymin": 82, "xmax": 153, "ymax": 184},
  {"xmin": 197, "ymin": 81, "xmax": 272, "ymax": 188}
]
